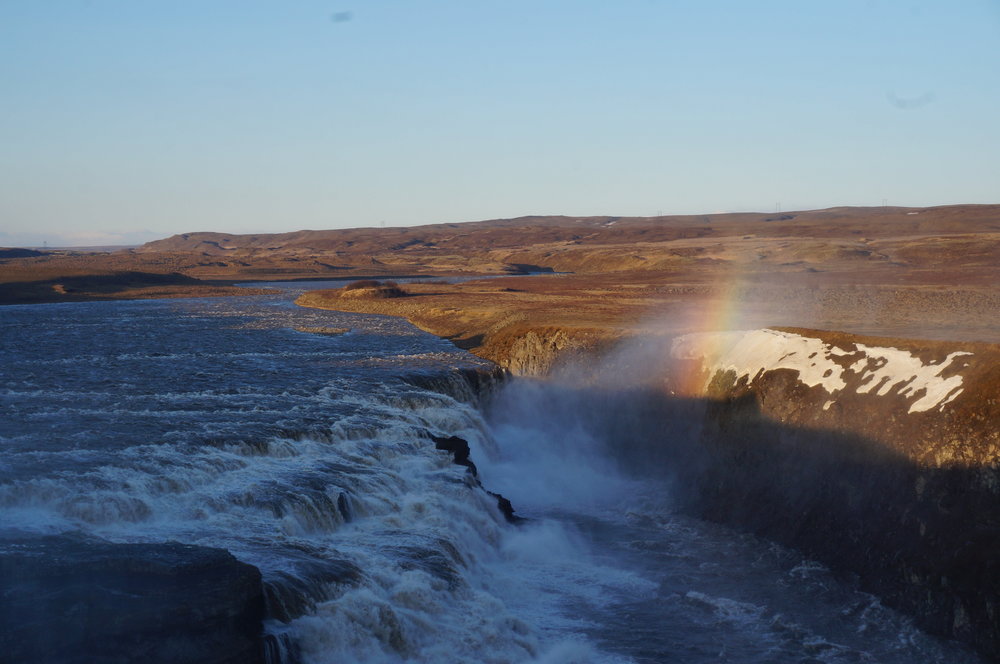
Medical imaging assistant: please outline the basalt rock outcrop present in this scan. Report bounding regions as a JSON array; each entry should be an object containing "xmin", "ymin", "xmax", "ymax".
[
  {"xmin": 487, "ymin": 326, "xmax": 592, "ymax": 376},
  {"xmin": 431, "ymin": 433, "xmax": 479, "ymax": 476},
  {"xmin": 671, "ymin": 328, "xmax": 1000, "ymax": 465},
  {"xmin": 0, "ymin": 534, "xmax": 266, "ymax": 664},
  {"xmin": 671, "ymin": 328, "xmax": 1000, "ymax": 659},
  {"xmin": 427, "ymin": 432, "xmax": 523, "ymax": 524}
]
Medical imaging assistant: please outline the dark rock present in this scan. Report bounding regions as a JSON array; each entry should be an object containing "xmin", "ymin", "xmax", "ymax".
[
  {"xmin": 488, "ymin": 491, "xmax": 523, "ymax": 524},
  {"xmin": 0, "ymin": 533, "xmax": 265, "ymax": 664},
  {"xmin": 337, "ymin": 491, "xmax": 354, "ymax": 522},
  {"xmin": 427, "ymin": 429, "xmax": 524, "ymax": 524},
  {"xmin": 430, "ymin": 434, "xmax": 478, "ymax": 477}
]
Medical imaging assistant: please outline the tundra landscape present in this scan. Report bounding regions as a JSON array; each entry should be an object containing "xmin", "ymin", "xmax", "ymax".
[{"xmin": 5, "ymin": 203, "xmax": 998, "ymax": 353}]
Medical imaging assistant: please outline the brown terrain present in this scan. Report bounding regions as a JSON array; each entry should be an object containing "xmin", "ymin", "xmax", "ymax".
[
  {"xmin": 4, "ymin": 205, "xmax": 997, "ymax": 338},
  {"xmin": 281, "ymin": 204, "xmax": 1000, "ymax": 372},
  {"xmin": 4, "ymin": 203, "xmax": 997, "ymax": 367}
]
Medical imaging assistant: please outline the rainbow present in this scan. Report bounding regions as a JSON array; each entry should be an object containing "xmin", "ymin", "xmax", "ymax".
[{"xmin": 665, "ymin": 269, "xmax": 756, "ymax": 396}]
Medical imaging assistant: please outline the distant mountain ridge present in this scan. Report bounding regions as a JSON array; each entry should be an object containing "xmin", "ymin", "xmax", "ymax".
[
  {"xmin": 4, "ymin": 203, "xmax": 997, "ymax": 304},
  {"xmin": 137, "ymin": 205, "xmax": 1000, "ymax": 256}
]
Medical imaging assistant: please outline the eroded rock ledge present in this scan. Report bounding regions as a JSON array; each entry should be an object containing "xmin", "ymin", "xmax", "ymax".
[
  {"xmin": 0, "ymin": 534, "xmax": 266, "ymax": 664},
  {"xmin": 294, "ymin": 282, "xmax": 623, "ymax": 376},
  {"xmin": 670, "ymin": 328, "xmax": 1000, "ymax": 469},
  {"xmin": 668, "ymin": 328, "xmax": 1000, "ymax": 659}
]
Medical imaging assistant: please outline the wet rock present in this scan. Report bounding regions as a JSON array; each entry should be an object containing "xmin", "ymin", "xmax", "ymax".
[
  {"xmin": 427, "ymin": 431, "xmax": 524, "ymax": 524},
  {"xmin": 488, "ymin": 490, "xmax": 523, "ymax": 524},
  {"xmin": 387, "ymin": 544, "xmax": 464, "ymax": 590},
  {"xmin": 0, "ymin": 534, "xmax": 265, "ymax": 664},
  {"xmin": 431, "ymin": 434, "xmax": 479, "ymax": 477},
  {"xmin": 337, "ymin": 491, "xmax": 354, "ymax": 522}
]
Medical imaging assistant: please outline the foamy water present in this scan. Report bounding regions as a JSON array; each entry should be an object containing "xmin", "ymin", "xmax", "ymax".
[{"xmin": 0, "ymin": 289, "xmax": 984, "ymax": 662}]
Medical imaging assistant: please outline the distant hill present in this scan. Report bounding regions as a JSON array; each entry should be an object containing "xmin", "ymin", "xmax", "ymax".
[
  {"xmin": 3, "ymin": 203, "xmax": 998, "ymax": 304},
  {"xmin": 137, "ymin": 205, "xmax": 1000, "ymax": 256}
]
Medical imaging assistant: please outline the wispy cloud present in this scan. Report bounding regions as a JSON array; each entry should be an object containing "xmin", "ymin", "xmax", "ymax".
[{"xmin": 886, "ymin": 91, "xmax": 936, "ymax": 110}]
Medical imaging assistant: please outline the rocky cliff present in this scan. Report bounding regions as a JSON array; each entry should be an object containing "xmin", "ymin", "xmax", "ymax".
[
  {"xmin": 0, "ymin": 534, "xmax": 266, "ymax": 664},
  {"xmin": 294, "ymin": 284, "xmax": 622, "ymax": 377},
  {"xmin": 668, "ymin": 328, "xmax": 1000, "ymax": 658}
]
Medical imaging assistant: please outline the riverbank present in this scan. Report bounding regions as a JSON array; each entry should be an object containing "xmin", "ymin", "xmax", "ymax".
[
  {"xmin": 294, "ymin": 268, "xmax": 1000, "ymax": 374},
  {"xmin": 0, "ymin": 271, "xmax": 277, "ymax": 305}
]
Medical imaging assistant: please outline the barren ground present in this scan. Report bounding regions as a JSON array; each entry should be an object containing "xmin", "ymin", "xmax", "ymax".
[{"xmin": 3, "ymin": 205, "xmax": 997, "ymax": 364}]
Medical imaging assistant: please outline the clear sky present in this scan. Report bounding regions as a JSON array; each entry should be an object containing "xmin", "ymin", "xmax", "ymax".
[{"xmin": 2, "ymin": 1, "xmax": 998, "ymax": 246}]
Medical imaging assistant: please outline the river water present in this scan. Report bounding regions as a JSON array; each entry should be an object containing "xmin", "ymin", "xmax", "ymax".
[{"xmin": 0, "ymin": 286, "xmax": 983, "ymax": 663}]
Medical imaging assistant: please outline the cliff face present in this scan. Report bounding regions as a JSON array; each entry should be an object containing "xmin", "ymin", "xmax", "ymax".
[
  {"xmin": 482, "ymin": 326, "xmax": 614, "ymax": 376},
  {"xmin": 669, "ymin": 328, "xmax": 1000, "ymax": 658},
  {"xmin": 0, "ymin": 534, "xmax": 266, "ymax": 664},
  {"xmin": 672, "ymin": 328, "xmax": 1000, "ymax": 464}
]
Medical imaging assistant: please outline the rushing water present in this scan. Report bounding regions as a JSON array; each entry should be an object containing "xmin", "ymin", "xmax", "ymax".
[{"xmin": 0, "ymin": 287, "xmax": 984, "ymax": 663}]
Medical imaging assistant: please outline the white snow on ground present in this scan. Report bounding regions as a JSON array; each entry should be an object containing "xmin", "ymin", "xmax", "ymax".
[
  {"xmin": 850, "ymin": 345, "xmax": 971, "ymax": 412},
  {"xmin": 671, "ymin": 329, "xmax": 972, "ymax": 413},
  {"xmin": 672, "ymin": 329, "xmax": 849, "ymax": 393}
]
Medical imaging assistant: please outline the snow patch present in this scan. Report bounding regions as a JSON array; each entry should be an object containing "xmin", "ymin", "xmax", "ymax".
[
  {"xmin": 851, "ymin": 345, "xmax": 970, "ymax": 413},
  {"xmin": 671, "ymin": 330, "xmax": 972, "ymax": 414},
  {"xmin": 672, "ymin": 329, "xmax": 849, "ymax": 393}
]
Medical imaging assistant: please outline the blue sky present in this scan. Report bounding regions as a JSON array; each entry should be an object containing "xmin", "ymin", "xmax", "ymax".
[{"xmin": 2, "ymin": 1, "xmax": 998, "ymax": 246}]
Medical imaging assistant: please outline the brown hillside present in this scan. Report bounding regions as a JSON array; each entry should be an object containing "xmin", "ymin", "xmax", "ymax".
[{"xmin": 1, "ymin": 204, "xmax": 997, "ymax": 310}]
